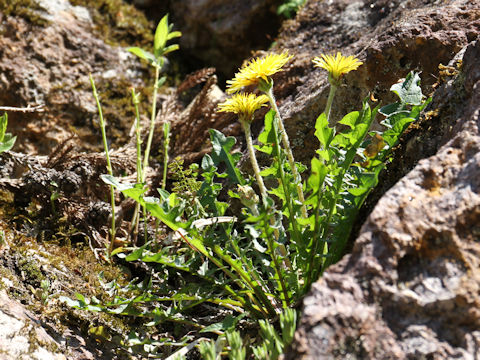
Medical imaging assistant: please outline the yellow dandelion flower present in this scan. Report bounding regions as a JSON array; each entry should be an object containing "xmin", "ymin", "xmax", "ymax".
[
  {"xmin": 312, "ymin": 52, "xmax": 363, "ymax": 81},
  {"xmin": 217, "ymin": 93, "xmax": 269, "ymax": 121},
  {"xmin": 226, "ymin": 52, "xmax": 293, "ymax": 94}
]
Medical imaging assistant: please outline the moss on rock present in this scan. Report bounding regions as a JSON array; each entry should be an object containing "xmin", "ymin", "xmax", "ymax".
[
  {"xmin": 70, "ymin": 0, "xmax": 154, "ymax": 49},
  {"xmin": 0, "ymin": 0, "xmax": 50, "ymax": 26}
]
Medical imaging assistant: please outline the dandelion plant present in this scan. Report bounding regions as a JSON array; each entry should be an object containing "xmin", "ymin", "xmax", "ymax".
[
  {"xmin": 226, "ymin": 52, "xmax": 308, "ymax": 218},
  {"xmin": 69, "ymin": 43, "xmax": 431, "ymax": 358},
  {"xmin": 312, "ymin": 52, "xmax": 363, "ymax": 121}
]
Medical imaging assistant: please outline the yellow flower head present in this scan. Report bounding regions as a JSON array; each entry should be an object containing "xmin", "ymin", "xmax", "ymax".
[
  {"xmin": 226, "ymin": 52, "xmax": 293, "ymax": 94},
  {"xmin": 217, "ymin": 93, "xmax": 269, "ymax": 122},
  {"xmin": 312, "ymin": 52, "xmax": 363, "ymax": 81}
]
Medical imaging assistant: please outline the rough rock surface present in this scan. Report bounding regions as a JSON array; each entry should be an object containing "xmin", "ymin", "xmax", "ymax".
[
  {"xmin": 0, "ymin": 0, "xmax": 240, "ymax": 164},
  {"xmin": 286, "ymin": 40, "xmax": 480, "ymax": 359},
  {"xmin": 0, "ymin": 237, "xmax": 135, "ymax": 360},
  {"xmin": 165, "ymin": 0, "xmax": 480, "ymax": 167},
  {"xmin": 272, "ymin": 0, "xmax": 480, "ymax": 166},
  {"xmin": 0, "ymin": 290, "xmax": 66, "ymax": 360},
  {"xmin": 0, "ymin": 0, "xmax": 146, "ymax": 154}
]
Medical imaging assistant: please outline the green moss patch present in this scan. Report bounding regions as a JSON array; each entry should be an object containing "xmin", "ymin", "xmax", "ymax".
[
  {"xmin": 70, "ymin": 0, "xmax": 154, "ymax": 49},
  {"xmin": 0, "ymin": 0, "xmax": 50, "ymax": 26}
]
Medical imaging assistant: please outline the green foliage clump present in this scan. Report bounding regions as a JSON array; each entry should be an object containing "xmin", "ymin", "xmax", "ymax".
[
  {"xmin": 277, "ymin": 0, "xmax": 306, "ymax": 19},
  {"xmin": 0, "ymin": 113, "xmax": 16, "ymax": 154},
  {"xmin": 63, "ymin": 14, "xmax": 431, "ymax": 358},
  {"xmin": 88, "ymin": 14, "xmax": 181, "ymax": 259},
  {"xmin": 68, "ymin": 68, "xmax": 430, "ymax": 358},
  {"xmin": 128, "ymin": 13, "xmax": 181, "ymax": 189},
  {"xmin": 199, "ymin": 308, "xmax": 296, "ymax": 360}
]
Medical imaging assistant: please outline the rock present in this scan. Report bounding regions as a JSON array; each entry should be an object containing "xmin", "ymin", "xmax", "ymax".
[
  {"xmin": 0, "ymin": 0, "xmax": 246, "ymax": 165},
  {"xmin": 271, "ymin": 0, "xmax": 480, "ymax": 165},
  {"xmin": 35, "ymin": 0, "xmax": 91, "ymax": 23},
  {"xmin": 0, "ymin": 236, "xmax": 137, "ymax": 359},
  {"xmin": 286, "ymin": 39, "xmax": 480, "ymax": 359},
  {"xmin": 0, "ymin": 290, "xmax": 66, "ymax": 360},
  {"xmin": 0, "ymin": 0, "xmax": 148, "ymax": 154}
]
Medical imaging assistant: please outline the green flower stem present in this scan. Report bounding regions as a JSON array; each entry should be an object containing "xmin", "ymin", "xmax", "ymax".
[
  {"xmin": 130, "ymin": 89, "xmax": 143, "ymax": 244},
  {"xmin": 265, "ymin": 87, "xmax": 307, "ymax": 219},
  {"xmin": 89, "ymin": 74, "xmax": 115, "ymax": 259},
  {"xmin": 141, "ymin": 64, "xmax": 161, "ymax": 183},
  {"xmin": 135, "ymin": 64, "xmax": 161, "ymax": 244},
  {"xmin": 240, "ymin": 119, "xmax": 268, "ymax": 204},
  {"xmin": 271, "ymin": 118, "xmax": 299, "ymax": 273},
  {"xmin": 306, "ymin": 80, "xmax": 338, "ymax": 288},
  {"xmin": 277, "ymin": 175, "xmax": 300, "ymax": 260},
  {"xmin": 131, "ymin": 88, "xmax": 143, "ymax": 183},
  {"xmin": 324, "ymin": 82, "xmax": 337, "ymax": 122},
  {"xmin": 241, "ymin": 118, "xmax": 290, "ymax": 308}
]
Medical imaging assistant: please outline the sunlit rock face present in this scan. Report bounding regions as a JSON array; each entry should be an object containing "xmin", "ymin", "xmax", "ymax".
[
  {"xmin": 0, "ymin": 0, "xmax": 147, "ymax": 154},
  {"xmin": 0, "ymin": 290, "xmax": 67, "ymax": 360}
]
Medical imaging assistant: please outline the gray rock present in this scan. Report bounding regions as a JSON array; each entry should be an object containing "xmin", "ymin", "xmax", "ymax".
[{"xmin": 35, "ymin": 0, "xmax": 92, "ymax": 23}]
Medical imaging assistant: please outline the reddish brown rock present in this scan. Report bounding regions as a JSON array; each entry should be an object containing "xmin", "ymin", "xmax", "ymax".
[
  {"xmin": 0, "ymin": 1, "xmax": 147, "ymax": 154},
  {"xmin": 286, "ymin": 39, "xmax": 480, "ymax": 359}
]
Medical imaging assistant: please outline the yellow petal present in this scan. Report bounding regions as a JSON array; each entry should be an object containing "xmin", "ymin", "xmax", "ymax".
[
  {"xmin": 217, "ymin": 93, "xmax": 270, "ymax": 121},
  {"xmin": 226, "ymin": 52, "xmax": 293, "ymax": 94},
  {"xmin": 313, "ymin": 52, "xmax": 362, "ymax": 80}
]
